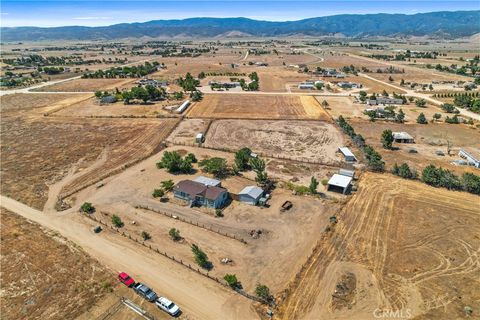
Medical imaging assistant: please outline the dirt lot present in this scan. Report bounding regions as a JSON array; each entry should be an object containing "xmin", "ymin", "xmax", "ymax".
[
  {"xmin": 257, "ymin": 68, "xmax": 314, "ymax": 92},
  {"xmin": 0, "ymin": 208, "xmax": 113, "ymax": 320},
  {"xmin": 0, "ymin": 93, "xmax": 75, "ymax": 113},
  {"xmin": 0, "ymin": 114, "xmax": 178, "ymax": 210},
  {"xmin": 187, "ymin": 94, "xmax": 330, "ymax": 120},
  {"xmin": 166, "ymin": 118, "xmax": 211, "ymax": 144},
  {"xmin": 32, "ymin": 78, "xmax": 135, "ymax": 92},
  {"xmin": 350, "ymin": 120, "xmax": 480, "ymax": 173},
  {"xmin": 204, "ymin": 119, "xmax": 344, "ymax": 164},
  {"xmin": 277, "ymin": 172, "xmax": 480, "ymax": 320}
]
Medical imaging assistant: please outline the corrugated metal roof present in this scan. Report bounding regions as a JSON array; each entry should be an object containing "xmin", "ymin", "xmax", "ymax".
[
  {"xmin": 327, "ymin": 174, "xmax": 352, "ymax": 188},
  {"xmin": 338, "ymin": 147, "xmax": 356, "ymax": 158},
  {"xmin": 194, "ymin": 176, "xmax": 221, "ymax": 187},
  {"xmin": 239, "ymin": 186, "xmax": 263, "ymax": 199},
  {"xmin": 393, "ymin": 132, "xmax": 413, "ymax": 140}
]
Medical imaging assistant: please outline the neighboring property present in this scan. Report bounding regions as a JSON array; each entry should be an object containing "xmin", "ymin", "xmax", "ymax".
[
  {"xmin": 393, "ymin": 132, "xmax": 415, "ymax": 143},
  {"xmin": 459, "ymin": 149, "xmax": 480, "ymax": 168},
  {"xmin": 338, "ymin": 147, "xmax": 357, "ymax": 162},
  {"xmin": 238, "ymin": 186, "xmax": 264, "ymax": 205},
  {"xmin": 298, "ymin": 82, "xmax": 315, "ymax": 89},
  {"xmin": 208, "ymin": 80, "xmax": 241, "ymax": 88},
  {"xmin": 337, "ymin": 82, "xmax": 362, "ymax": 89},
  {"xmin": 327, "ymin": 174, "xmax": 353, "ymax": 194},
  {"xmin": 173, "ymin": 180, "xmax": 228, "ymax": 208},
  {"xmin": 367, "ymin": 98, "xmax": 404, "ymax": 105},
  {"xmin": 194, "ymin": 176, "xmax": 221, "ymax": 187}
]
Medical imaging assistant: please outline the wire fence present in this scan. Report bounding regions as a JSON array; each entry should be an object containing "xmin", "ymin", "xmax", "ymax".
[{"xmin": 135, "ymin": 205, "xmax": 248, "ymax": 244}]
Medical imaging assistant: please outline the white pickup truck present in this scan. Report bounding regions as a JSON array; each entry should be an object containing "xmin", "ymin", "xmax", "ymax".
[{"xmin": 155, "ymin": 296, "xmax": 181, "ymax": 316}]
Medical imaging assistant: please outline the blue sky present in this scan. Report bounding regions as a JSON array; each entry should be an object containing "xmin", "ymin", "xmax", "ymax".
[{"xmin": 1, "ymin": 1, "xmax": 479, "ymax": 27}]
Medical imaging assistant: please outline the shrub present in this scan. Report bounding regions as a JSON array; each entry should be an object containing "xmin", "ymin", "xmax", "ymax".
[
  {"xmin": 391, "ymin": 163, "xmax": 416, "ymax": 179},
  {"xmin": 185, "ymin": 153, "xmax": 197, "ymax": 163},
  {"xmin": 169, "ymin": 228, "xmax": 181, "ymax": 241},
  {"xmin": 191, "ymin": 244, "xmax": 211, "ymax": 269},
  {"xmin": 152, "ymin": 188, "xmax": 165, "ymax": 198},
  {"xmin": 224, "ymin": 274, "xmax": 239, "ymax": 288},
  {"xmin": 80, "ymin": 202, "xmax": 95, "ymax": 213},
  {"xmin": 161, "ymin": 180, "xmax": 175, "ymax": 192},
  {"xmin": 199, "ymin": 157, "xmax": 229, "ymax": 178},
  {"xmin": 381, "ymin": 129, "xmax": 394, "ymax": 149},
  {"xmin": 416, "ymin": 113, "xmax": 428, "ymax": 124},
  {"xmin": 255, "ymin": 283, "xmax": 273, "ymax": 301},
  {"xmin": 461, "ymin": 173, "xmax": 480, "ymax": 195},
  {"xmin": 111, "ymin": 215, "xmax": 124, "ymax": 228},
  {"xmin": 141, "ymin": 231, "xmax": 151, "ymax": 241}
]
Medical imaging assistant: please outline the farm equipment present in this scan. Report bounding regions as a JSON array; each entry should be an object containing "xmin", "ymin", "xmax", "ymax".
[{"xmin": 280, "ymin": 201, "xmax": 293, "ymax": 212}]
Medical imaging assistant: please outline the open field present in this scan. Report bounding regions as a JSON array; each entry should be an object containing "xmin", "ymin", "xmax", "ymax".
[
  {"xmin": 166, "ymin": 118, "xmax": 211, "ymax": 144},
  {"xmin": 0, "ymin": 93, "xmax": 76, "ymax": 113},
  {"xmin": 0, "ymin": 114, "xmax": 178, "ymax": 210},
  {"xmin": 53, "ymin": 96, "xmax": 178, "ymax": 118},
  {"xmin": 350, "ymin": 120, "xmax": 480, "ymax": 174},
  {"xmin": 205, "ymin": 119, "xmax": 344, "ymax": 164},
  {"xmin": 187, "ymin": 94, "xmax": 330, "ymax": 120},
  {"xmin": 257, "ymin": 68, "xmax": 314, "ymax": 92},
  {"xmin": 277, "ymin": 172, "xmax": 480, "ymax": 320},
  {"xmin": 0, "ymin": 208, "xmax": 114, "ymax": 320},
  {"xmin": 31, "ymin": 78, "xmax": 135, "ymax": 92}
]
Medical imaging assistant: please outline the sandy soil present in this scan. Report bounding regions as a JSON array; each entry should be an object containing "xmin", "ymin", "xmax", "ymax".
[
  {"xmin": 187, "ymin": 94, "xmax": 330, "ymax": 120},
  {"xmin": 277, "ymin": 172, "xmax": 480, "ymax": 320},
  {"xmin": 205, "ymin": 120, "xmax": 344, "ymax": 164}
]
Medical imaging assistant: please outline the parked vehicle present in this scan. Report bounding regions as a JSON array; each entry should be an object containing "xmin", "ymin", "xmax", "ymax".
[
  {"xmin": 118, "ymin": 272, "xmax": 135, "ymax": 287},
  {"xmin": 133, "ymin": 283, "xmax": 157, "ymax": 302},
  {"xmin": 155, "ymin": 297, "xmax": 181, "ymax": 316}
]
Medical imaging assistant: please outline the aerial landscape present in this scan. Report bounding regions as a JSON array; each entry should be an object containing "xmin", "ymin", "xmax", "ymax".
[{"xmin": 0, "ymin": 1, "xmax": 479, "ymax": 319}]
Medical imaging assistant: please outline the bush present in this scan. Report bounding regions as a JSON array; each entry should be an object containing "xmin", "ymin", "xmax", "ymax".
[
  {"xmin": 422, "ymin": 165, "xmax": 462, "ymax": 190},
  {"xmin": 391, "ymin": 163, "xmax": 417, "ymax": 179},
  {"xmin": 191, "ymin": 244, "xmax": 211, "ymax": 269},
  {"xmin": 255, "ymin": 283, "xmax": 273, "ymax": 301},
  {"xmin": 462, "ymin": 173, "xmax": 480, "ymax": 195},
  {"xmin": 416, "ymin": 113, "xmax": 428, "ymax": 124},
  {"xmin": 80, "ymin": 202, "xmax": 95, "ymax": 213},
  {"xmin": 141, "ymin": 231, "xmax": 151, "ymax": 241},
  {"xmin": 364, "ymin": 145, "xmax": 384, "ymax": 172},
  {"xmin": 161, "ymin": 180, "xmax": 175, "ymax": 192},
  {"xmin": 169, "ymin": 228, "xmax": 181, "ymax": 241},
  {"xmin": 224, "ymin": 274, "xmax": 239, "ymax": 288},
  {"xmin": 152, "ymin": 188, "xmax": 165, "ymax": 198},
  {"xmin": 199, "ymin": 157, "xmax": 229, "ymax": 178},
  {"xmin": 111, "ymin": 215, "xmax": 124, "ymax": 228},
  {"xmin": 381, "ymin": 129, "xmax": 394, "ymax": 149},
  {"xmin": 156, "ymin": 151, "xmax": 192, "ymax": 173}
]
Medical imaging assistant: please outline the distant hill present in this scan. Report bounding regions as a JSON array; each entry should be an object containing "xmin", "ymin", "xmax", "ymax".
[{"xmin": 2, "ymin": 11, "xmax": 480, "ymax": 41}]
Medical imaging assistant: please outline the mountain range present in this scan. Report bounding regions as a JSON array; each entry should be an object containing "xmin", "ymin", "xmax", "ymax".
[{"xmin": 2, "ymin": 11, "xmax": 479, "ymax": 41}]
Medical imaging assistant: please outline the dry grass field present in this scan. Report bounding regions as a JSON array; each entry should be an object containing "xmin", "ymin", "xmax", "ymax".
[
  {"xmin": 0, "ymin": 93, "xmax": 75, "ymax": 113},
  {"xmin": 32, "ymin": 78, "xmax": 135, "ymax": 92},
  {"xmin": 0, "ymin": 114, "xmax": 178, "ymax": 210},
  {"xmin": 166, "ymin": 118, "xmax": 211, "ymax": 144},
  {"xmin": 0, "ymin": 208, "xmax": 114, "ymax": 320},
  {"xmin": 205, "ymin": 119, "xmax": 344, "ymax": 164},
  {"xmin": 187, "ymin": 94, "xmax": 330, "ymax": 120},
  {"xmin": 257, "ymin": 68, "xmax": 313, "ymax": 92},
  {"xmin": 277, "ymin": 172, "xmax": 480, "ymax": 320}
]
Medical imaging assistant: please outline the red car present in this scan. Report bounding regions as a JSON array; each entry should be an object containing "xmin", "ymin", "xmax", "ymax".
[{"xmin": 118, "ymin": 272, "xmax": 135, "ymax": 287}]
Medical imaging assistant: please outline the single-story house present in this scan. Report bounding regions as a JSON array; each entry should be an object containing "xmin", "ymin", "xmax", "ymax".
[
  {"xmin": 298, "ymin": 82, "xmax": 315, "ymax": 89},
  {"xmin": 459, "ymin": 149, "xmax": 480, "ymax": 168},
  {"xmin": 367, "ymin": 98, "xmax": 404, "ymax": 106},
  {"xmin": 327, "ymin": 174, "xmax": 352, "ymax": 195},
  {"xmin": 238, "ymin": 186, "xmax": 264, "ymax": 205},
  {"xmin": 173, "ymin": 180, "xmax": 228, "ymax": 208},
  {"xmin": 194, "ymin": 176, "xmax": 221, "ymax": 187},
  {"xmin": 338, "ymin": 147, "xmax": 357, "ymax": 162},
  {"xmin": 393, "ymin": 132, "xmax": 415, "ymax": 143}
]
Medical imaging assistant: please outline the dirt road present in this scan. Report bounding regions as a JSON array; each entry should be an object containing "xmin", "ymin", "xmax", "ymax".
[{"xmin": 0, "ymin": 195, "xmax": 258, "ymax": 320}]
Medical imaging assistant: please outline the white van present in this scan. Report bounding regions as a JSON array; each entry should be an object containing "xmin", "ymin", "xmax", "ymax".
[{"xmin": 155, "ymin": 297, "xmax": 180, "ymax": 316}]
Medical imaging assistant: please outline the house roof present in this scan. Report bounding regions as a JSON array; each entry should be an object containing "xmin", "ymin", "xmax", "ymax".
[
  {"xmin": 194, "ymin": 176, "xmax": 221, "ymax": 187},
  {"xmin": 239, "ymin": 186, "xmax": 263, "ymax": 199},
  {"xmin": 339, "ymin": 169, "xmax": 355, "ymax": 177},
  {"xmin": 174, "ymin": 180, "xmax": 226, "ymax": 201},
  {"xmin": 338, "ymin": 147, "xmax": 356, "ymax": 159},
  {"xmin": 327, "ymin": 174, "xmax": 352, "ymax": 188}
]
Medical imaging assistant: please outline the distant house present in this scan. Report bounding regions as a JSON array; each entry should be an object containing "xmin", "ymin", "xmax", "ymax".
[
  {"xmin": 459, "ymin": 149, "xmax": 480, "ymax": 168},
  {"xmin": 173, "ymin": 180, "xmax": 228, "ymax": 208},
  {"xmin": 238, "ymin": 186, "xmax": 264, "ymax": 205},
  {"xmin": 195, "ymin": 133, "xmax": 205, "ymax": 144},
  {"xmin": 367, "ymin": 98, "xmax": 404, "ymax": 105},
  {"xmin": 338, "ymin": 147, "xmax": 357, "ymax": 162},
  {"xmin": 298, "ymin": 82, "xmax": 315, "ymax": 89},
  {"xmin": 337, "ymin": 82, "xmax": 362, "ymax": 89},
  {"xmin": 327, "ymin": 174, "xmax": 352, "ymax": 195},
  {"xmin": 393, "ymin": 132, "xmax": 414, "ymax": 143}
]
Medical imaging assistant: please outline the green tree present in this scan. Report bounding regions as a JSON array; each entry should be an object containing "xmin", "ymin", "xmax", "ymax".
[
  {"xmin": 416, "ymin": 112, "xmax": 428, "ymax": 124},
  {"xmin": 381, "ymin": 129, "xmax": 394, "ymax": 149},
  {"xmin": 255, "ymin": 284, "xmax": 273, "ymax": 301},
  {"xmin": 185, "ymin": 153, "xmax": 197, "ymax": 163},
  {"xmin": 392, "ymin": 163, "xmax": 416, "ymax": 179},
  {"xmin": 161, "ymin": 179, "xmax": 175, "ymax": 191},
  {"xmin": 199, "ymin": 157, "xmax": 229, "ymax": 178},
  {"xmin": 433, "ymin": 113, "xmax": 442, "ymax": 121},
  {"xmin": 234, "ymin": 147, "xmax": 252, "ymax": 171},
  {"xmin": 141, "ymin": 231, "xmax": 151, "ymax": 241},
  {"xmin": 190, "ymin": 90, "xmax": 203, "ymax": 101},
  {"xmin": 396, "ymin": 109, "xmax": 405, "ymax": 123},
  {"xmin": 80, "ymin": 202, "xmax": 95, "ymax": 213},
  {"xmin": 191, "ymin": 244, "xmax": 211, "ymax": 269},
  {"xmin": 122, "ymin": 90, "xmax": 134, "ymax": 104},
  {"xmin": 131, "ymin": 86, "xmax": 150, "ymax": 103},
  {"xmin": 94, "ymin": 91, "xmax": 103, "ymax": 99},
  {"xmin": 249, "ymin": 157, "xmax": 265, "ymax": 173},
  {"xmin": 111, "ymin": 215, "xmax": 124, "ymax": 228},
  {"xmin": 461, "ymin": 173, "xmax": 480, "ymax": 195},
  {"xmin": 359, "ymin": 91, "xmax": 367, "ymax": 102},
  {"xmin": 152, "ymin": 188, "xmax": 165, "ymax": 198},
  {"xmin": 309, "ymin": 176, "xmax": 319, "ymax": 194},
  {"xmin": 224, "ymin": 274, "xmax": 239, "ymax": 288},
  {"xmin": 415, "ymin": 98, "xmax": 427, "ymax": 108},
  {"xmin": 156, "ymin": 151, "xmax": 192, "ymax": 173},
  {"xmin": 169, "ymin": 228, "xmax": 181, "ymax": 241}
]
